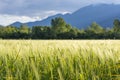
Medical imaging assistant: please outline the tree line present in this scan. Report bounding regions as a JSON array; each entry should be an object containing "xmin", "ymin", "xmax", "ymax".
[{"xmin": 0, "ymin": 17, "xmax": 120, "ymax": 39}]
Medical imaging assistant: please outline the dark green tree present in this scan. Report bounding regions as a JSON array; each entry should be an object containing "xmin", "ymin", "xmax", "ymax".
[
  {"xmin": 87, "ymin": 22, "xmax": 104, "ymax": 33},
  {"xmin": 19, "ymin": 24, "xmax": 30, "ymax": 34},
  {"xmin": 32, "ymin": 26, "xmax": 52, "ymax": 39},
  {"xmin": 51, "ymin": 17, "xmax": 68, "ymax": 34},
  {"xmin": 0, "ymin": 26, "xmax": 18, "ymax": 39},
  {"xmin": 113, "ymin": 19, "xmax": 120, "ymax": 32},
  {"xmin": 85, "ymin": 22, "xmax": 104, "ymax": 39},
  {"xmin": 18, "ymin": 24, "xmax": 31, "ymax": 39},
  {"xmin": 113, "ymin": 19, "xmax": 120, "ymax": 39}
]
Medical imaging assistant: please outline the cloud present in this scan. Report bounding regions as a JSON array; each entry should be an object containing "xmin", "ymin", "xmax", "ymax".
[
  {"xmin": 1, "ymin": 0, "xmax": 120, "ymax": 17},
  {"xmin": 0, "ymin": 14, "xmax": 40, "ymax": 26}
]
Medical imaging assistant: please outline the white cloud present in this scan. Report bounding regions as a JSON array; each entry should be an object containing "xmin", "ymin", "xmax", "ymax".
[
  {"xmin": 0, "ymin": 14, "xmax": 41, "ymax": 26},
  {"xmin": 42, "ymin": 10, "xmax": 70, "ymax": 18},
  {"xmin": 45, "ymin": 10, "xmax": 70, "ymax": 15}
]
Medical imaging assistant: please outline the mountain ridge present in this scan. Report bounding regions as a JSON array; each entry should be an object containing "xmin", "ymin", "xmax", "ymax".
[{"xmin": 10, "ymin": 4, "xmax": 120, "ymax": 29}]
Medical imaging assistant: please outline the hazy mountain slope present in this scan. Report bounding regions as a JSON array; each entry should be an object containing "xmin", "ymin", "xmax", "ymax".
[{"xmin": 10, "ymin": 4, "xmax": 120, "ymax": 29}]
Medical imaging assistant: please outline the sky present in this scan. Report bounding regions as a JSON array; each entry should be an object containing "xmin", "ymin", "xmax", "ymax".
[{"xmin": 0, "ymin": 0, "xmax": 120, "ymax": 26}]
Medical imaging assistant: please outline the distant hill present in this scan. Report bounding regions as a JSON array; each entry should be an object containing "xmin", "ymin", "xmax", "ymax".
[
  {"xmin": 10, "ymin": 22, "xmax": 22, "ymax": 27},
  {"xmin": 10, "ymin": 4, "xmax": 120, "ymax": 29},
  {"xmin": 0, "ymin": 25, "xmax": 4, "ymax": 27}
]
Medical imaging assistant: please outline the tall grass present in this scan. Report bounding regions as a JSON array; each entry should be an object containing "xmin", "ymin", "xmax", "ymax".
[{"xmin": 0, "ymin": 40, "xmax": 120, "ymax": 80}]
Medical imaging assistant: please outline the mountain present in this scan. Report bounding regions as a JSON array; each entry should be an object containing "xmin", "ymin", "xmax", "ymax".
[
  {"xmin": 11, "ymin": 14, "xmax": 64, "ymax": 28},
  {"xmin": 0, "ymin": 25, "xmax": 4, "ymax": 27},
  {"xmin": 68, "ymin": 4, "xmax": 120, "ymax": 29},
  {"xmin": 11, "ymin": 22, "xmax": 22, "ymax": 27},
  {"xmin": 27, "ymin": 14, "xmax": 64, "ymax": 28},
  {"xmin": 10, "ymin": 4, "xmax": 120, "ymax": 29}
]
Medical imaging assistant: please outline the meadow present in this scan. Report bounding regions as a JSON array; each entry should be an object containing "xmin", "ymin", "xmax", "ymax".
[{"xmin": 0, "ymin": 40, "xmax": 120, "ymax": 80}]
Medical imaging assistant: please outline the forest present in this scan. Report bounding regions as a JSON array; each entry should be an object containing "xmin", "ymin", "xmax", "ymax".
[{"xmin": 0, "ymin": 17, "xmax": 120, "ymax": 39}]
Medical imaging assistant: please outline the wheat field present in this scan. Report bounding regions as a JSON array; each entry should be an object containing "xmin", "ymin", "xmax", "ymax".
[{"xmin": 0, "ymin": 40, "xmax": 120, "ymax": 80}]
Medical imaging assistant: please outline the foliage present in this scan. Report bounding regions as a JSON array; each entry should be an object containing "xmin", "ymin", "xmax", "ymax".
[
  {"xmin": 32, "ymin": 26, "xmax": 52, "ymax": 39},
  {"xmin": 51, "ymin": 17, "xmax": 67, "ymax": 34},
  {"xmin": 113, "ymin": 19, "xmax": 120, "ymax": 32},
  {"xmin": 0, "ymin": 17, "xmax": 120, "ymax": 39},
  {"xmin": 86, "ymin": 22, "xmax": 104, "ymax": 33}
]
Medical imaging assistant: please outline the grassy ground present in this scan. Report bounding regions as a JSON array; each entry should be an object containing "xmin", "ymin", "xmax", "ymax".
[{"xmin": 0, "ymin": 40, "xmax": 120, "ymax": 80}]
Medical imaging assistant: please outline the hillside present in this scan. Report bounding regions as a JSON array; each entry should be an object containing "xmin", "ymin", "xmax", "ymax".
[{"xmin": 10, "ymin": 4, "xmax": 120, "ymax": 29}]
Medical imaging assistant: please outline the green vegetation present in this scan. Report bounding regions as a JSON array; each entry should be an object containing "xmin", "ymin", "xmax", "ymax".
[
  {"xmin": 0, "ymin": 40, "xmax": 120, "ymax": 80},
  {"xmin": 0, "ymin": 17, "xmax": 120, "ymax": 39}
]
